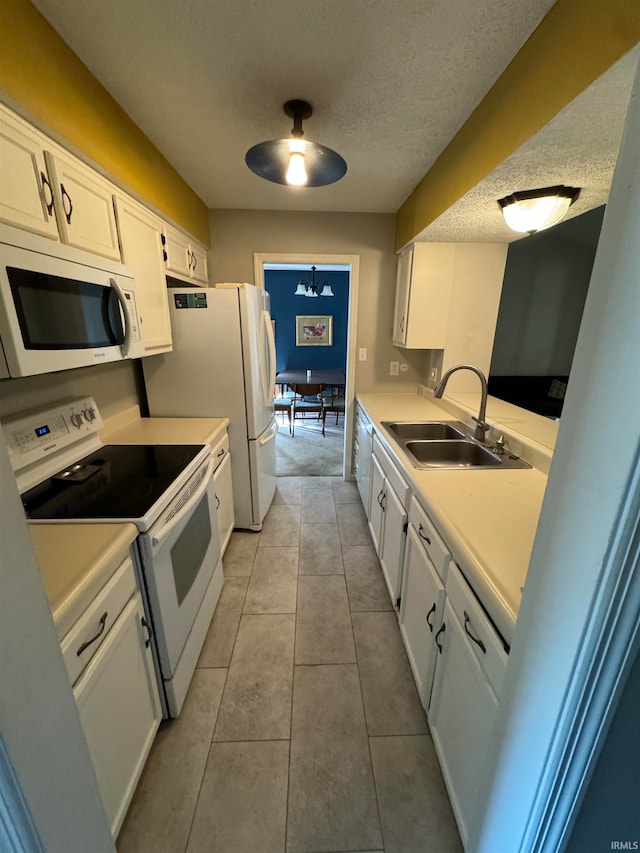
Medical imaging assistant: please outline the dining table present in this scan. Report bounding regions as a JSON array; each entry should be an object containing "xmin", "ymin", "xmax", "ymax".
[
  {"xmin": 275, "ymin": 369, "xmax": 346, "ymax": 389},
  {"xmin": 275, "ymin": 369, "xmax": 346, "ymax": 403}
]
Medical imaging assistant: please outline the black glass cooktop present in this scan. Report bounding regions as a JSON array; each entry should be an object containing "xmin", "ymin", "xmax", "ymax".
[{"xmin": 23, "ymin": 444, "xmax": 205, "ymax": 521}]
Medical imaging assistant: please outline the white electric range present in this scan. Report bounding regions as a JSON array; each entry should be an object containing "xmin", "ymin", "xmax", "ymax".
[{"xmin": 2, "ymin": 396, "xmax": 223, "ymax": 717}]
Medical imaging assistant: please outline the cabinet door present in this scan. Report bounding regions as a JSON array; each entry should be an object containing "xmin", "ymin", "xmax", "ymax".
[
  {"xmin": 368, "ymin": 453, "xmax": 385, "ymax": 556},
  {"xmin": 399, "ymin": 525, "xmax": 445, "ymax": 708},
  {"xmin": 0, "ymin": 107, "xmax": 58, "ymax": 238},
  {"xmin": 44, "ymin": 150, "xmax": 120, "ymax": 260},
  {"xmin": 379, "ymin": 480, "xmax": 407, "ymax": 607},
  {"xmin": 189, "ymin": 242, "xmax": 209, "ymax": 284},
  {"xmin": 355, "ymin": 410, "xmax": 373, "ymax": 515},
  {"xmin": 392, "ymin": 246, "xmax": 412, "ymax": 345},
  {"xmin": 163, "ymin": 226, "xmax": 191, "ymax": 278},
  {"xmin": 428, "ymin": 599, "xmax": 499, "ymax": 846},
  {"xmin": 74, "ymin": 593, "xmax": 161, "ymax": 838},
  {"xmin": 214, "ymin": 450, "xmax": 235, "ymax": 555},
  {"xmin": 115, "ymin": 195, "xmax": 172, "ymax": 354}
]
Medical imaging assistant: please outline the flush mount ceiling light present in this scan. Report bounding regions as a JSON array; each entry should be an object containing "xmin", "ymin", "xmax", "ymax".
[
  {"xmin": 294, "ymin": 265, "xmax": 334, "ymax": 297},
  {"xmin": 498, "ymin": 185, "xmax": 581, "ymax": 235},
  {"xmin": 245, "ymin": 100, "xmax": 347, "ymax": 188}
]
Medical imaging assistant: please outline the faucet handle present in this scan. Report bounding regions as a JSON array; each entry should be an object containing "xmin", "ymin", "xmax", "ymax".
[{"xmin": 472, "ymin": 416, "xmax": 490, "ymax": 432}]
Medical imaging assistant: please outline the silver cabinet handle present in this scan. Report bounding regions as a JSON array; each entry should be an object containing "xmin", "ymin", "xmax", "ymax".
[
  {"xmin": 76, "ymin": 612, "xmax": 107, "ymax": 656},
  {"xmin": 464, "ymin": 610, "xmax": 486, "ymax": 653}
]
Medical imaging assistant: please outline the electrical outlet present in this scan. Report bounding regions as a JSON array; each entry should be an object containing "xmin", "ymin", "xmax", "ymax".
[
  {"xmin": 359, "ymin": 348, "xmax": 367, "ymax": 361},
  {"xmin": 400, "ymin": 362, "xmax": 409, "ymax": 373},
  {"xmin": 390, "ymin": 361, "xmax": 400, "ymax": 376},
  {"xmin": 430, "ymin": 367, "xmax": 439, "ymax": 383}
]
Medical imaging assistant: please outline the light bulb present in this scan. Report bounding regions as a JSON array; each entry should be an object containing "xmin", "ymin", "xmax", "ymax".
[
  {"xmin": 502, "ymin": 196, "xmax": 572, "ymax": 234},
  {"xmin": 286, "ymin": 151, "xmax": 307, "ymax": 186}
]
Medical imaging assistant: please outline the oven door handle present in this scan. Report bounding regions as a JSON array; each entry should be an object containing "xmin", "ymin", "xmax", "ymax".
[{"xmin": 150, "ymin": 459, "xmax": 214, "ymax": 548}]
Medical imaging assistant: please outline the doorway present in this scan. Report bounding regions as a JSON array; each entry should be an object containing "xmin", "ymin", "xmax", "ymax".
[{"xmin": 254, "ymin": 253, "xmax": 360, "ymax": 480}]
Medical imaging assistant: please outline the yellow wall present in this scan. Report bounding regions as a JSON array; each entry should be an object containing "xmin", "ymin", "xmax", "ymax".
[
  {"xmin": 0, "ymin": 0, "xmax": 210, "ymax": 245},
  {"xmin": 395, "ymin": 0, "xmax": 640, "ymax": 250}
]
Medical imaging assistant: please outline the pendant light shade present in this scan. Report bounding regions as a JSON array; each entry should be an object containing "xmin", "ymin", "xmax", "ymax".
[
  {"xmin": 498, "ymin": 186, "xmax": 581, "ymax": 234},
  {"xmin": 246, "ymin": 100, "xmax": 347, "ymax": 188}
]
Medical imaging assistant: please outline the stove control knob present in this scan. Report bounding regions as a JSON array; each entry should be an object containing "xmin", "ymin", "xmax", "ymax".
[
  {"xmin": 83, "ymin": 406, "xmax": 96, "ymax": 422},
  {"xmin": 70, "ymin": 413, "xmax": 84, "ymax": 429}
]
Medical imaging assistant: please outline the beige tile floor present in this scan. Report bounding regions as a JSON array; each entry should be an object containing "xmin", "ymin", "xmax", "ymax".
[{"xmin": 117, "ymin": 476, "xmax": 462, "ymax": 853}]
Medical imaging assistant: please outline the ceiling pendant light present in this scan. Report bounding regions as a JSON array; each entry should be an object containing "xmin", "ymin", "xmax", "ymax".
[
  {"xmin": 246, "ymin": 100, "xmax": 347, "ymax": 188},
  {"xmin": 498, "ymin": 186, "xmax": 581, "ymax": 235},
  {"xmin": 294, "ymin": 265, "xmax": 335, "ymax": 297}
]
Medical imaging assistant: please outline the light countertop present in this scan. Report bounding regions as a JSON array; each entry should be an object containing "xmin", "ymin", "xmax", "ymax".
[
  {"xmin": 100, "ymin": 406, "xmax": 229, "ymax": 449},
  {"xmin": 29, "ymin": 522, "xmax": 138, "ymax": 641},
  {"xmin": 358, "ymin": 392, "xmax": 549, "ymax": 644}
]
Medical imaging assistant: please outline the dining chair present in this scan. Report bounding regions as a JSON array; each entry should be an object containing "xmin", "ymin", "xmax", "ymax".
[
  {"xmin": 273, "ymin": 387, "xmax": 293, "ymax": 434},
  {"xmin": 322, "ymin": 387, "xmax": 345, "ymax": 429},
  {"xmin": 290, "ymin": 383, "xmax": 325, "ymax": 436}
]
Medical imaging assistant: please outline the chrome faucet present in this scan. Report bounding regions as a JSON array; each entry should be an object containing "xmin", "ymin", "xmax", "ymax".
[{"xmin": 433, "ymin": 364, "xmax": 491, "ymax": 442}]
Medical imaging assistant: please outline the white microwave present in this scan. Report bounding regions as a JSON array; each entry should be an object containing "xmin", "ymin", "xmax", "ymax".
[{"xmin": 0, "ymin": 225, "xmax": 144, "ymax": 379}]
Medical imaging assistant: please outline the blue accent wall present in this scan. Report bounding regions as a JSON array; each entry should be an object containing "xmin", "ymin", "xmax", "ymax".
[{"xmin": 265, "ymin": 269, "xmax": 349, "ymax": 372}]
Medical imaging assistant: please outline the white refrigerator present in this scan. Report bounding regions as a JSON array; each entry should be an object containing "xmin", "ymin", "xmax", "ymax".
[{"xmin": 143, "ymin": 283, "xmax": 277, "ymax": 530}]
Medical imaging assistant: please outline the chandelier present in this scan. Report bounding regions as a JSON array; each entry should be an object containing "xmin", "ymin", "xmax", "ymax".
[{"xmin": 294, "ymin": 266, "xmax": 334, "ymax": 297}]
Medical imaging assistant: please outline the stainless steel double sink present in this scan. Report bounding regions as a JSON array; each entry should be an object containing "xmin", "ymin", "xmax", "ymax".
[{"xmin": 381, "ymin": 421, "xmax": 531, "ymax": 470}]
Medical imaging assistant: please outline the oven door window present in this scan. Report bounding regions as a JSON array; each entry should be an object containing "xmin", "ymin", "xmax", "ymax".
[
  {"xmin": 170, "ymin": 493, "xmax": 212, "ymax": 606},
  {"xmin": 8, "ymin": 266, "xmax": 124, "ymax": 349}
]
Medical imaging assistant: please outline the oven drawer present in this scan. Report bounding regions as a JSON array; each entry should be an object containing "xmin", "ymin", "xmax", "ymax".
[
  {"xmin": 211, "ymin": 432, "xmax": 230, "ymax": 472},
  {"xmin": 61, "ymin": 556, "xmax": 137, "ymax": 687}
]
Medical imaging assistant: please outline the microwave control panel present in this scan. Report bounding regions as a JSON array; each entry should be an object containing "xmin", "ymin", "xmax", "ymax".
[{"xmin": 1, "ymin": 396, "xmax": 104, "ymax": 473}]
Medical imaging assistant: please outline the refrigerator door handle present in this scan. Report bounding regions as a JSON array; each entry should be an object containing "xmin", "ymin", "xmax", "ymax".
[
  {"xmin": 259, "ymin": 419, "xmax": 279, "ymax": 446},
  {"xmin": 261, "ymin": 310, "xmax": 277, "ymax": 406}
]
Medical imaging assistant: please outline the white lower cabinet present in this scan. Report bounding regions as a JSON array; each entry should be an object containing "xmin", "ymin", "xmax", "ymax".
[
  {"xmin": 69, "ymin": 558, "xmax": 161, "ymax": 838},
  {"xmin": 213, "ymin": 445, "xmax": 234, "ymax": 555},
  {"xmin": 369, "ymin": 436, "xmax": 409, "ymax": 608},
  {"xmin": 428, "ymin": 563, "xmax": 508, "ymax": 846},
  {"xmin": 354, "ymin": 404, "xmax": 373, "ymax": 513},
  {"xmin": 399, "ymin": 524, "xmax": 445, "ymax": 708}
]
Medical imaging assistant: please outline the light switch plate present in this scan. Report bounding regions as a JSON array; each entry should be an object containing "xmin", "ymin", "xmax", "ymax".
[
  {"xmin": 430, "ymin": 367, "xmax": 439, "ymax": 383},
  {"xmin": 359, "ymin": 348, "xmax": 367, "ymax": 361},
  {"xmin": 390, "ymin": 361, "xmax": 400, "ymax": 376}
]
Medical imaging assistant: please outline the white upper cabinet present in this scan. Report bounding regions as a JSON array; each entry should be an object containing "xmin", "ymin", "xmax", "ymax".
[
  {"xmin": 393, "ymin": 243, "xmax": 456, "ymax": 348},
  {"xmin": 44, "ymin": 148, "xmax": 121, "ymax": 260},
  {"xmin": 0, "ymin": 105, "xmax": 58, "ymax": 238},
  {"xmin": 162, "ymin": 224, "xmax": 209, "ymax": 285},
  {"xmin": 392, "ymin": 242, "xmax": 508, "ymax": 376},
  {"xmin": 114, "ymin": 194, "xmax": 173, "ymax": 355}
]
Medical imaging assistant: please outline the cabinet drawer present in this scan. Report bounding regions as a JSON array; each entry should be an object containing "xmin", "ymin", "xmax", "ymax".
[
  {"xmin": 446, "ymin": 562, "xmax": 508, "ymax": 698},
  {"xmin": 408, "ymin": 496, "xmax": 451, "ymax": 581},
  {"xmin": 61, "ymin": 556, "xmax": 137, "ymax": 687},
  {"xmin": 372, "ymin": 434, "xmax": 409, "ymax": 507},
  {"xmin": 211, "ymin": 432, "xmax": 230, "ymax": 471}
]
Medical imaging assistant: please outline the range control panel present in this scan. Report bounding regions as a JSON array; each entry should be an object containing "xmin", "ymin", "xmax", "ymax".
[{"xmin": 1, "ymin": 397, "xmax": 103, "ymax": 473}]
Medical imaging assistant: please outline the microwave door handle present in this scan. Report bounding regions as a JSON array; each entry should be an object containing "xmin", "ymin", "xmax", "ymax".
[
  {"xmin": 150, "ymin": 460, "xmax": 214, "ymax": 548},
  {"xmin": 109, "ymin": 277, "xmax": 132, "ymax": 357}
]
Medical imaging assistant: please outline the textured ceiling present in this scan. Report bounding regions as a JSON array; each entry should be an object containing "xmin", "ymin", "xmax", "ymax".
[
  {"xmin": 31, "ymin": 0, "xmax": 557, "ymax": 213},
  {"xmin": 414, "ymin": 47, "xmax": 639, "ymax": 243}
]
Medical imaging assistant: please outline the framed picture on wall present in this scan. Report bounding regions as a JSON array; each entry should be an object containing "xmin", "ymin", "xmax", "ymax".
[{"xmin": 295, "ymin": 315, "xmax": 333, "ymax": 346}]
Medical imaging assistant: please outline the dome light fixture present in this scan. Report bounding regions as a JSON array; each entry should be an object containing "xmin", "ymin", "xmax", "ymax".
[
  {"xmin": 245, "ymin": 100, "xmax": 347, "ymax": 188},
  {"xmin": 498, "ymin": 185, "xmax": 581, "ymax": 235}
]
